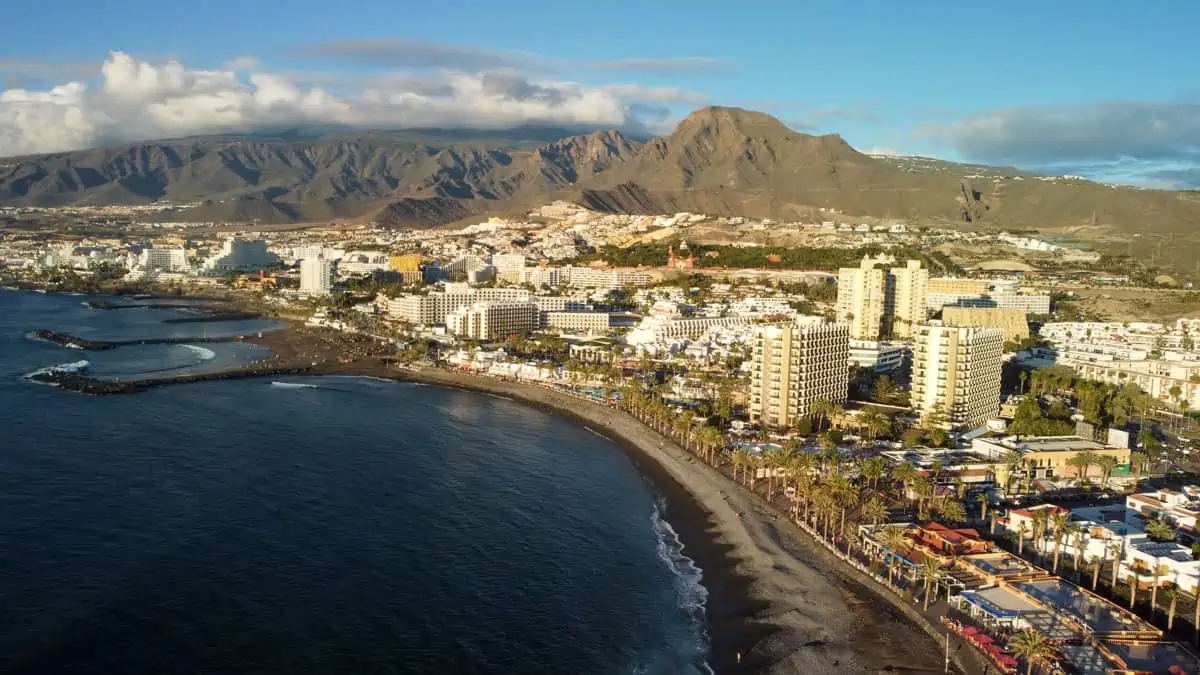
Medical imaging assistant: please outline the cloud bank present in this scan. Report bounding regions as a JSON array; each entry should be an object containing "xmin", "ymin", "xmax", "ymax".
[
  {"xmin": 0, "ymin": 52, "xmax": 703, "ymax": 157},
  {"xmin": 932, "ymin": 101, "xmax": 1200, "ymax": 186}
]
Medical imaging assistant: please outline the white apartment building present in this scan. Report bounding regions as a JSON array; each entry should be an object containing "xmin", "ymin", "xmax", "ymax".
[
  {"xmin": 626, "ymin": 316, "xmax": 754, "ymax": 345},
  {"xmin": 446, "ymin": 254, "xmax": 488, "ymax": 276},
  {"xmin": 848, "ymin": 339, "xmax": 909, "ymax": 373},
  {"xmin": 911, "ymin": 323, "xmax": 1004, "ymax": 429},
  {"xmin": 749, "ymin": 320, "xmax": 850, "ymax": 428},
  {"xmin": 299, "ymin": 255, "xmax": 333, "ymax": 296},
  {"xmin": 139, "ymin": 247, "xmax": 189, "ymax": 273},
  {"xmin": 445, "ymin": 301, "xmax": 538, "ymax": 341},
  {"xmin": 836, "ymin": 256, "xmax": 887, "ymax": 340},
  {"xmin": 521, "ymin": 266, "xmax": 564, "ymax": 288},
  {"xmin": 492, "ymin": 253, "xmax": 526, "ymax": 275},
  {"xmin": 1126, "ymin": 487, "xmax": 1200, "ymax": 534},
  {"xmin": 534, "ymin": 296, "xmax": 589, "ymax": 313},
  {"xmin": 885, "ymin": 259, "xmax": 928, "ymax": 338},
  {"xmin": 545, "ymin": 312, "xmax": 611, "ymax": 335},
  {"xmin": 339, "ymin": 251, "xmax": 390, "ymax": 276},
  {"xmin": 200, "ymin": 238, "xmax": 278, "ymax": 275},
  {"xmin": 387, "ymin": 288, "xmax": 533, "ymax": 325},
  {"xmin": 1072, "ymin": 358, "xmax": 1200, "ymax": 408},
  {"xmin": 565, "ymin": 267, "xmax": 652, "ymax": 289}
]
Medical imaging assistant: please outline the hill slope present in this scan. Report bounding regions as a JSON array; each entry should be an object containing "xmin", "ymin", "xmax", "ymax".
[{"xmin": 3, "ymin": 106, "xmax": 1200, "ymax": 263}]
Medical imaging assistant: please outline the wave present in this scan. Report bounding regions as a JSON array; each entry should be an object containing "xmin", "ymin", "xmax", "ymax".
[
  {"xmin": 481, "ymin": 392, "xmax": 512, "ymax": 401},
  {"xmin": 65, "ymin": 343, "xmax": 83, "ymax": 350},
  {"xmin": 2, "ymin": 285, "xmax": 18, "ymax": 291},
  {"xmin": 24, "ymin": 359, "xmax": 90, "ymax": 381},
  {"xmin": 583, "ymin": 426, "xmax": 612, "ymax": 442},
  {"xmin": 650, "ymin": 497, "xmax": 713, "ymax": 674},
  {"xmin": 178, "ymin": 345, "xmax": 216, "ymax": 362},
  {"xmin": 270, "ymin": 381, "xmax": 319, "ymax": 390}
]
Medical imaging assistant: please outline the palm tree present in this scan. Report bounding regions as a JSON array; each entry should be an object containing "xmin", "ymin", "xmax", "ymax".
[
  {"xmin": 863, "ymin": 496, "xmax": 889, "ymax": 528},
  {"xmin": 1129, "ymin": 572, "xmax": 1140, "ymax": 609},
  {"xmin": 810, "ymin": 397, "xmax": 835, "ymax": 430},
  {"xmin": 860, "ymin": 456, "xmax": 887, "ymax": 490},
  {"xmin": 1089, "ymin": 554, "xmax": 1102, "ymax": 591},
  {"xmin": 1110, "ymin": 542, "xmax": 1124, "ymax": 590},
  {"xmin": 732, "ymin": 448, "xmax": 752, "ymax": 486},
  {"xmin": 1097, "ymin": 455, "xmax": 1119, "ymax": 491},
  {"xmin": 1070, "ymin": 525, "xmax": 1084, "ymax": 573},
  {"xmin": 1163, "ymin": 586, "xmax": 1179, "ymax": 630},
  {"xmin": 976, "ymin": 493, "xmax": 989, "ymax": 522},
  {"xmin": 920, "ymin": 558, "xmax": 942, "ymax": 611},
  {"xmin": 1050, "ymin": 512, "xmax": 1070, "ymax": 573},
  {"xmin": 879, "ymin": 525, "xmax": 907, "ymax": 586},
  {"xmin": 1146, "ymin": 518, "xmax": 1177, "ymax": 543},
  {"xmin": 1152, "ymin": 565, "xmax": 1167, "ymax": 615},
  {"xmin": 1017, "ymin": 522, "xmax": 1028, "ymax": 555},
  {"xmin": 934, "ymin": 499, "xmax": 967, "ymax": 525},
  {"xmin": 1030, "ymin": 510, "xmax": 1049, "ymax": 558},
  {"xmin": 1009, "ymin": 629, "xmax": 1055, "ymax": 675}
]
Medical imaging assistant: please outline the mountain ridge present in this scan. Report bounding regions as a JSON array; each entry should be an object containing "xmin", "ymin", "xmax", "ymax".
[{"xmin": 3, "ymin": 106, "xmax": 1200, "ymax": 266}]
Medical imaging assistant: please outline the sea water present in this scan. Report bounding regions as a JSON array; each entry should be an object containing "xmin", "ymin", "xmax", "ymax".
[{"xmin": 0, "ymin": 290, "xmax": 711, "ymax": 674}]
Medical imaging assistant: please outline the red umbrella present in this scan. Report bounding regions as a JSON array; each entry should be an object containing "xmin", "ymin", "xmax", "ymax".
[
  {"xmin": 975, "ymin": 634, "xmax": 995, "ymax": 645},
  {"xmin": 962, "ymin": 626, "xmax": 979, "ymax": 635},
  {"xmin": 997, "ymin": 656, "xmax": 1018, "ymax": 667}
]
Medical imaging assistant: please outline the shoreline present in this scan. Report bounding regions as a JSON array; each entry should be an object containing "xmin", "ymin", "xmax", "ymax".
[
  {"xmin": 19, "ymin": 293, "xmax": 963, "ymax": 673},
  {"xmin": 327, "ymin": 363, "xmax": 957, "ymax": 674}
]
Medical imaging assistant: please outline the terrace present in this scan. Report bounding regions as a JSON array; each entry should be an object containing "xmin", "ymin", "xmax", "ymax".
[
  {"xmin": 1012, "ymin": 579, "xmax": 1160, "ymax": 640},
  {"xmin": 1101, "ymin": 640, "xmax": 1200, "ymax": 675},
  {"xmin": 959, "ymin": 552, "xmax": 1049, "ymax": 585}
]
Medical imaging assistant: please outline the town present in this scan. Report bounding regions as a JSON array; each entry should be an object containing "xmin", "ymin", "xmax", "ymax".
[{"xmin": 6, "ymin": 199, "xmax": 1200, "ymax": 674}]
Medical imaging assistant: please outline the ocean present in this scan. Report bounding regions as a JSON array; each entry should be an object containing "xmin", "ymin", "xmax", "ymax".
[{"xmin": 0, "ymin": 289, "xmax": 712, "ymax": 674}]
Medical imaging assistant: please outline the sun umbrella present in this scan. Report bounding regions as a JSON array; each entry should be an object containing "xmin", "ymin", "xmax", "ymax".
[{"xmin": 962, "ymin": 626, "xmax": 979, "ymax": 635}]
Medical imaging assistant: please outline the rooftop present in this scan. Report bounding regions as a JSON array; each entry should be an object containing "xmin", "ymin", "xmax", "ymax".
[
  {"xmin": 983, "ymin": 435, "xmax": 1109, "ymax": 453},
  {"xmin": 1104, "ymin": 640, "xmax": 1200, "ymax": 674},
  {"xmin": 961, "ymin": 552, "xmax": 1046, "ymax": 579},
  {"xmin": 1013, "ymin": 579, "xmax": 1158, "ymax": 637}
]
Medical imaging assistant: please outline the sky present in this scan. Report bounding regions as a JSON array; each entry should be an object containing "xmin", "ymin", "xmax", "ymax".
[{"xmin": 1, "ymin": 0, "xmax": 1198, "ymax": 187}]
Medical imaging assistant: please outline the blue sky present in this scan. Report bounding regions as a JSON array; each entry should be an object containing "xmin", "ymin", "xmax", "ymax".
[{"xmin": 2, "ymin": 0, "xmax": 1198, "ymax": 186}]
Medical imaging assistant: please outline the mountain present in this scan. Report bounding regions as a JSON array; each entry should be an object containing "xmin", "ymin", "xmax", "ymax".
[{"xmin": 4, "ymin": 106, "xmax": 1200, "ymax": 265}]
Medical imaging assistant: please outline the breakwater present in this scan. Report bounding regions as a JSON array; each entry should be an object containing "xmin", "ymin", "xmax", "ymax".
[
  {"xmin": 33, "ymin": 329, "xmax": 251, "ymax": 351},
  {"xmin": 28, "ymin": 364, "xmax": 315, "ymax": 394},
  {"xmin": 162, "ymin": 311, "xmax": 261, "ymax": 324}
]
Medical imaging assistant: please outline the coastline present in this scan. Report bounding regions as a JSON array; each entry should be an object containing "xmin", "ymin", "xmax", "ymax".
[
  {"xmin": 325, "ymin": 363, "xmax": 955, "ymax": 674},
  {"xmin": 18, "ymin": 294, "xmax": 964, "ymax": 673}
]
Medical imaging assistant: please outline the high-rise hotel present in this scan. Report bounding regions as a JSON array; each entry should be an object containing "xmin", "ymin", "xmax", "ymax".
[
  {"xmin": 749, "ymin": 319, "xmax": 850, "ymax": 429},
  {"xmin": 836, "ymin": 256, "xmax": 928, "ymax": 340},
  {"xmin": 910, "ymin": 323, "xmax": 1004, "ymax": 430}
]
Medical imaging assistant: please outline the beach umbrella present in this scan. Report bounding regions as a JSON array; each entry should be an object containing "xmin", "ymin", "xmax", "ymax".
[
  {"xmin": 975, "ymin": 634, "xmax": 995, "ymax": 645},
  {"xmin": 962, "ymin": 626, "xmax": 979, "ymax": 635}
]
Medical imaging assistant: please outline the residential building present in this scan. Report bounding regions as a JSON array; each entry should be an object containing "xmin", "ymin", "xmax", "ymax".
[
  {"xmin": 445, "ymin": 301, "xmax": 538, "ymax": 340},
  {"xmin": 139, "ymin": 247, "xmax": 189, "ymax": 273},
  {"xmin": 848, "ymin": 339, "xmax": 908, "ymax": 373},
  {"xmin": 626, "ymin": 315, "xmax": 754, "ymax": 345},
  {"xmin": 885, "ymin": 259, "xmax": 928, "ymax": 338},
  {"xmin": 446, "ymin": 254, "xmax": 488, "ymax": 277},
  {"xmin": 911, "ymin": 323, "xmax": 1004, "ymax": 429},
  {"xmin": 491, "ymin": 253, "xmax": 526, "ymax": 275},
  {"xmin": 299, "ymin": 255, "xmax": 333, "ymax": 296},
  {"xmin": 388, "ymin": 288, "xmax": 533, "ymax": 326},
  {"xmin": 200, "ymin": 238, "xmax": 278, "ymax": 274},
  {"xmin": 545, "ymin": 312, "xmax": 611, "ymax": 334},
  {"xmin": 565, "ymin": 266, "xmax": 652, "ymax": 289},
  {"xmin": 389, "ymin": 254, "xmax": 422, "ymax": 272},
  {"xmin": 972, "ymin": 435, "xmax": 1131, "ymax": 489},
  {"xmin": 942, "ymin": 306, "xmax": 1030, "ymax": 343},
  {"xmin": 836, "ymin": 256, "xmax": 887, "ymax": 339},
  {"xmin": 927, "ymin": 277, "xmax": 992, "ymax": 296},
  {"xmin": 339, "ymin": 251, "xmax": 390, "ymax": 275},
  {"xmin": 749, "ymin": 320, "xmax": 850, "ymax": 428},
  {"xmin": 1125, "ymin": 487, "xmax": 1200, "ymax": 534},
  {"xmin": 879, "ymin": 448, "xmax": 998, "ymax": 488},
  {"xmin": 1071, "ymin": 358, "xmax": 1200, "ymax": 409},
  {"xmin": 928, "ymin": 293, "xmax": 1052, "ymax": 314}
]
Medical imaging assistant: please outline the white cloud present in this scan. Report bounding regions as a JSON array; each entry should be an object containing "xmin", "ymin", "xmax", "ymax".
[{"xmin": 0, "ymin": 51, "xmax": 667, "ymax": 157}]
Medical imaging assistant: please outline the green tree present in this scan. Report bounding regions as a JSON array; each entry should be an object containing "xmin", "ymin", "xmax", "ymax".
[
  {"xmin": 1009, "ymin": 629, "xmax": 1055, "ymax": 675},
  {"xmin": 1146, "ymin": 518, "xmax": 1177, "ymax": 543}
]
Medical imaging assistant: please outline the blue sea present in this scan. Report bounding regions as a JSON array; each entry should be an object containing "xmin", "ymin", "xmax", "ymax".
[{"xmin": 0, "ymin": 289, "xmax": 711, "ymax": 674}]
